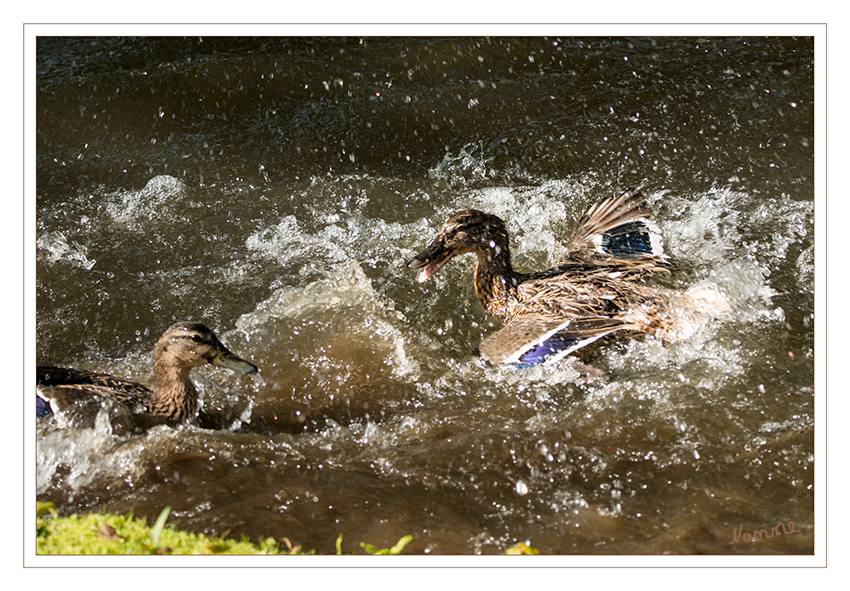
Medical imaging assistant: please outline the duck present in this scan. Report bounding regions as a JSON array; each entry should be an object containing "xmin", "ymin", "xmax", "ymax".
[
  {"xmin": 408, "ymin": 189, "xmax": 692, "ymax": 366},
  {"xmin": 37, "ymin": 321, "xmax": 259, "ymax": 430}
]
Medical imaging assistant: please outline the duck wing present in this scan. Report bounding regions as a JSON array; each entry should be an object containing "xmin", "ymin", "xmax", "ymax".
[
  {"xmin": 555, "ymin": 189, "xmax": 667, "ymax": 267},
  {"xmin": 37, "ymin": 366, "xmax": 151, "ymax": 414},
  {"xmin": 476, "ymin": 315, "xmax": 633, "ymax": 365}
]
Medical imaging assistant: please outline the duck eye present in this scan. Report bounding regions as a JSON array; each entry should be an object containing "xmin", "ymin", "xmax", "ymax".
[{"xmin": 190, "ymin": 334, "xmax": 203, "ymax": 343}]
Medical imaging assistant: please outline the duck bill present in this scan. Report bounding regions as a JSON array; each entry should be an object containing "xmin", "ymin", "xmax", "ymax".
[
  {"xmin": 211, "ymin": 346, "xmax": 259, "ymax": 375},
  {"xmin": 407, "ymin": 242, "xmax": 454, "ymax": 283}
]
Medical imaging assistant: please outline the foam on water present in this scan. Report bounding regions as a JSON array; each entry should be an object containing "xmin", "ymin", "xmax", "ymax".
[
  {"xmin": 246, "ymin": 214, "xmax": 350, "ymax": 276},
  {"xmin": 36, "ymin": 421, "xmax": 141, "ymax": 497},
  {"xmin": 36, "ymin": 232, "xmax": 97, "ymax": 270},
  {"xmin": 102, "ymin": 175, "xmax": 189, "ymax": 229}
]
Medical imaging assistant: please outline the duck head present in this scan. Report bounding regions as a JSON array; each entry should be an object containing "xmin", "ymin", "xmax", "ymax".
[
  {"xmin": 153, "ymin": 322, "xmax": 259, "ymax": 376},
  {"xmin": 407, "ymin": 209, "xmax": 511, "ymax": 283}
]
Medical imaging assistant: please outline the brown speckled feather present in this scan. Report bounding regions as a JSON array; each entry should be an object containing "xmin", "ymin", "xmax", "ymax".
[{"xmin": 37, "ymin": 366, "xmax": 152, "ymax": 413}]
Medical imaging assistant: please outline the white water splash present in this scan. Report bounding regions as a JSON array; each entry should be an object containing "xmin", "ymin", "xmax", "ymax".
[
  {"xmin": 103, "ymin": 175, "xmax": 188, "ymax": 228},
  {"xmin": 36, "ymin": 232, "xmax": 96, "ymax": 270}
]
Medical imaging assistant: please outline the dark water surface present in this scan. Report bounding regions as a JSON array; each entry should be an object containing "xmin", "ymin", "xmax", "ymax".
[{"xmin": 35, "ymin": 36, "xmax": 814, "ymax": 555}]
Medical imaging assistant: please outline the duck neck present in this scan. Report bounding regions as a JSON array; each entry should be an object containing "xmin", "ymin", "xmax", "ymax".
[
  {"xmin": 472, "ymin": 241, "xmax": 520, "ymax": 321},
  {"xmin": 150, "ymin": 363, "xmax": 198, "ymax": 422}
]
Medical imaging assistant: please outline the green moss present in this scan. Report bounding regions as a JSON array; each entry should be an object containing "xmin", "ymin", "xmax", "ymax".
[
  {"xmin": 36, "ymin": 508, "xmax": 283, "ymax": 555},
  {"xmin": 36, "ymin": 507, "xmax": 419, "ymax": 555}
]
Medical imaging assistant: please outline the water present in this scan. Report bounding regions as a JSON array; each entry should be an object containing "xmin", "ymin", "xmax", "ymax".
[{"xmin": 34, "ymin": 36, "xmax": 814, "ymax": 555}]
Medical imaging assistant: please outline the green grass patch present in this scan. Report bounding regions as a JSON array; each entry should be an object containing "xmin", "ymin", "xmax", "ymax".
[
  {"xmin": 36, "ymin": 505, "xmax": 288, "ymax": 555},
  {"xmin": 36, "ymin": 504, "xmax": 418, "ymax": 555},
  {"xmin": 37, "ymin": 503, "xmax": 535, "ymax": 555}
]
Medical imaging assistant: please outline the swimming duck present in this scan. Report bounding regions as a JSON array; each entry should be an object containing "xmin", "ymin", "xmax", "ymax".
[
  {"xmin": 37, "ymin": 321, "xmax": 258, "ymax": 429},
  {"xmin": 407, "ymin": 189, "xmax": 679, "ymax": 365}
]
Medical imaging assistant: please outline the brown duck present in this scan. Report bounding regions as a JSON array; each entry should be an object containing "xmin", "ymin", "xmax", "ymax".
[
  {"xmin": 37, "ymin": 321, "xmax": 258, "ymax": 429},
  {"xmin": 408, "ymin": 189, "xmax": 720, "ymax": 365}
]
